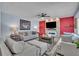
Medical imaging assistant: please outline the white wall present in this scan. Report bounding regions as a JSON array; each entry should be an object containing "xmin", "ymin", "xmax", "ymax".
[
  {"xmin": 1, "ymin": 12, "xmax": 19, "ymax": 37},
  {"xmin": 0, "ymin": 3, "xmax": 2, "ymax": 37},
  {"xmin": 1, "ymin": 12, "xmax": 39, "ymax": 38},
  {"xmin": 0, "ymin": 12, "xmax": 1, "ymax": 37}
]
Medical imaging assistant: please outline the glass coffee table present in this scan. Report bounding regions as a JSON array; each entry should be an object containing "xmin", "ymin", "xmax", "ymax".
[{"xmin": 39, "ymin": 36, "xmax": 60, "ymax": 55}]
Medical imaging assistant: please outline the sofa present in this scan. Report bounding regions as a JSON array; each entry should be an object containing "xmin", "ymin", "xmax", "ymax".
[
  {"xmin": 18, "ymin": 31, "xmax": 39, "ymax": 41},
  {"xmin": 56, "ymin": 41, "xmax": 77, "ymax": 56},
  {"xmin": 18, "ymin": 31, "xmax": 48, "ymax": 55},
  {"xmin": 56, "ymin": 35, "xmax": 79, "ymax": 56},
  {"xmin": 0, "ymin": 35, "xmax": 49, "ymax": 56},
  {"xmin": 63, "ymin": 32, "xmax": 79, "ymax": 41},
  {"xmin": 0, "ymin": 37, "xmax": 42, "ymax": 56},
  {"xmin": 0, "ymin": 30, "xmax": 50, "ymax": 56}
]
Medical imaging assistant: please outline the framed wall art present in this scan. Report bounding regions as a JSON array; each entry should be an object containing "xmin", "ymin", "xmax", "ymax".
[{"xmin": 20, "ymin": 19, "xmax": 31, "ymax": 30}]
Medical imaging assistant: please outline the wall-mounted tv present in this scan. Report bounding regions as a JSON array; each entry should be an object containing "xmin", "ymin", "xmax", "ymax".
[{"xmin": 46, "ymin": 22, "xmax": 56, "ymax": 28}]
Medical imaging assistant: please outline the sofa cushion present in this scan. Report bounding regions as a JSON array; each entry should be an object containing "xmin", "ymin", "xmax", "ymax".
[
  {"xmin": 18, "ymin": 31, "xmax": 38, "ymax": 41},
  {"xmin": 61, "ymin": 35, "xmax": 73, "ymax": 43},
  {"xmin": 72, "ymin": 34, "xmax": 79, "ymax": 40},
  {"xmin": 0, "ymin": 40, "xmax": 12, "ymax": 56},
  {"xmin": 64, "ymin": 32, "xmax": 79, "ymax": 41},
  {"xmin": 14, "ymin": 43, "xmax": 40, "ymax": 56},
  {"xmin": 27, "ymin": 40, "xmax": 48, "ymax": 55},
  {"xmin": 5, "ymin": 38, "xmax": 24, "ymax": 54}
]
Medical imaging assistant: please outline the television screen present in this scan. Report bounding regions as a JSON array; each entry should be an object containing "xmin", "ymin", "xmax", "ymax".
[{"xmin": 46, "ymin": 22, "xmax": 56, "ymax": 28}]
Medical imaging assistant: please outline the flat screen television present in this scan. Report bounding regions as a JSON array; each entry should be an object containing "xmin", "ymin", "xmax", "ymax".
[{"xmin": 46, "ymin": 22, "xmax": 56, "ymax": 28}]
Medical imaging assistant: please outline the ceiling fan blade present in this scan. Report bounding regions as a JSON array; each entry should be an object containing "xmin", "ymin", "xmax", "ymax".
[
  {"xmin": 45, "ymin": 16, "xmax": 50, "ymax": 17},
  {"xmin": 36, "ymin": 13, "xmax": 50, "ymax": 18},
  {"xmin": 44, "ymin": 14, "xmax": 47, "ymax": 15}
]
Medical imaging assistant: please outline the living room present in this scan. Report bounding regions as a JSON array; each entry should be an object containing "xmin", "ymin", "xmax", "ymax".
[{"xmin": 0, "ymin": 2, "xmax": 79, "ymax": 56}]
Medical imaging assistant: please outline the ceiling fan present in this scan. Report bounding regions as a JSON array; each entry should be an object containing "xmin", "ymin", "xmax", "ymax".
[{"xmin": 36, "ymin": 13, "xmax": 50, "ymax": 17}]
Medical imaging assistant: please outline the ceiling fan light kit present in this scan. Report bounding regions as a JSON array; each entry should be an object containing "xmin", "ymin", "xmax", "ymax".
[{"xmin": 37, "ymin": 13, "xmax": 50, "ymax": 17}]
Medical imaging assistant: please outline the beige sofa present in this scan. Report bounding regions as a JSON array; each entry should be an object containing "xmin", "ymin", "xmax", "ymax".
[
  {"xmin": 56, "ymin": 35, "xmax": 79, "ymax": 56},
  {"xmin": 18, "ymin": 31, "xmax": 38, "ymax": 41},
  {"xmin": 0, "ymin": 38, "xmax": 41, "ymax": 56},
  {"xmin": 56, "ymin": 41, "xmax": 77, "ymax": 56},
  {"xmin": 0, "ymin": 36, "xmax": 49, "ymax": 56}
]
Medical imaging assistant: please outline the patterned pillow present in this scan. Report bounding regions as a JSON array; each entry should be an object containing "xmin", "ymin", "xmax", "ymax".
[{"xmin": 10, "ymin": 34, "xmax": 24, "ymax": 41}]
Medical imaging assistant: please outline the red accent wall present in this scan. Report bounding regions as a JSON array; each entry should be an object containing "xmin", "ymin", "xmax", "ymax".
[
  {"xmin": 60, "ymin": 16, "xmax": 74, "ymax": 35},
  {"xmin": 39, "ymin": 21, "xmax": 46, "ymax": 37}
]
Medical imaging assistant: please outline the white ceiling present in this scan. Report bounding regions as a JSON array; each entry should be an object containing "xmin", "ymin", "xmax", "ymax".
[{"xmin": 1, "ymin": 2, "xmax": 79, "ymax": 19}]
